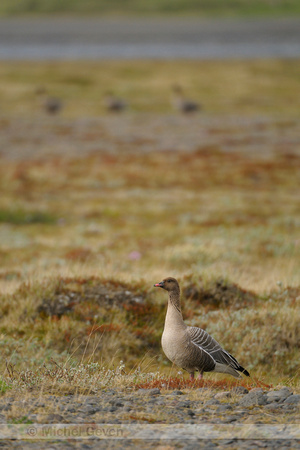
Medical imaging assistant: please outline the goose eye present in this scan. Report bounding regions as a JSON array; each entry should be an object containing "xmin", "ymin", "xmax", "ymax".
[{"xmin": 167, "ymin": 279, "xmax": 172, "ymax": 283}]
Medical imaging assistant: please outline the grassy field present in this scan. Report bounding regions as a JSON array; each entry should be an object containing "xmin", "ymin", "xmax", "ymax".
[
  {"xmin": 1, "ymin": 60, "xmax": 300, "ymax": 117},
  {"xmin": 1, "ymin": 0, "xmax": 300, "ymax": 17},
  {"xmin": 0, "ymin": 60, "xmax": 299, "ymax": 394}
]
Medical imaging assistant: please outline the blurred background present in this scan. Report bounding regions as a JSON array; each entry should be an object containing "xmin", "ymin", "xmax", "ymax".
[{"xmin": 0, "ymin": 1, "xmax": 299, "ymax": 378}]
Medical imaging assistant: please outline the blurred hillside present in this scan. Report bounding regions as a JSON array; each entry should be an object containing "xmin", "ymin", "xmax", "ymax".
[{"xmin": 1, "ymin": 0, "xmax": 300, "ymax": 17}]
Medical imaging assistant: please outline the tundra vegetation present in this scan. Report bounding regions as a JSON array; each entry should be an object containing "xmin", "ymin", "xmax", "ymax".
[{"xmin": 0, "ymin": 60, "xmax": 299, "ymax": 396}]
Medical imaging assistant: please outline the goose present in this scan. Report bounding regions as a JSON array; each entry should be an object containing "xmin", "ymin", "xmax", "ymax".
[
  {"xmin": 35, "ymin": 86, "xmax": 63, "ymax": 115},
  {"xmin": 154, "ymin": 277, "xmax": 250, "ymax": 380},
  {"xmin": 171, "ymin": 85, "xmax": 201, "ymax": 114},
  {"xmin": 104, "ymin": 92, "xmax": 128, "ymax": 113}
]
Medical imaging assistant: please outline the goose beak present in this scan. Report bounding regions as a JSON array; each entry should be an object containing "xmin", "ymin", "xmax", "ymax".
[{"xmin": 154, "ymin": 281, "xmax": 164, "ymax": 288}]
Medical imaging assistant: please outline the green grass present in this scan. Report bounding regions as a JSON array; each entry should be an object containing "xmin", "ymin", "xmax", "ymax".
[
  {"xmin": 9, "ymin": 416, "xmax": 33, "ymax": 424},
  {"xmin": 0, "ymin": 209, "xmax": 56, "ymax": 225},
  {"xmin": 0, "ymin": 378, "xmax": 11, "ymax": 394},
  {"xmin": 1, "ymin": 0, "xmax": 300, "ymax": 17}
]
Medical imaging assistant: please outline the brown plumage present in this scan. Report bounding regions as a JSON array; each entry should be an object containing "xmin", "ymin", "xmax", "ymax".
[
  {"xmin": 35, "ymin": 87, "xmax": 62, "ymax": 115},
  {"xmin": 154, "ymin": 277, "xmax": 250, "ymax": 380},
  {"xmin": 104, "ymin": 92, "xmax": 127, "ymax": 113},
  {"xmin": 171, "ymin": 85, "xmax": 201, "ymax": 114}
]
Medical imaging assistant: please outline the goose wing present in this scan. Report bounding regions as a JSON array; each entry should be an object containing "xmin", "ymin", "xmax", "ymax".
[{"xmin": 187, "ymin": 326, "xmax": 242, "ymax": 372}]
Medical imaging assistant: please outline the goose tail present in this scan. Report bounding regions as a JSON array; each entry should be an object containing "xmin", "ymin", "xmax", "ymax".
[
  {"xmin": 213, "ymin": 362, "xmax": 242, "ymax": 379},
  {"xmin": 237, "ymin": 365, "xmax": 250, "ymax": 377}
]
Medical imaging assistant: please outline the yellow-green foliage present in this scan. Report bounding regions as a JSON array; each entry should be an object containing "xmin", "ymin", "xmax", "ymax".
[{"xmin": 1, "ymin": 60, "xmax": 300, "ymax": 116}]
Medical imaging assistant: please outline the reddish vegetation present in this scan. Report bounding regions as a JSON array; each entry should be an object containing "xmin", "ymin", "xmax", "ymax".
[
  {"xmin": 135, "ymin": 376, "xmax": 272, "ymax": 391},
  {"xmin": 123, "ymin": 302, "xmax": 158, "ymax": 318},
  {"xmin": 133, "ymin": 327, "xmax": 153, "ymax": 338},
  {"xmin": 58, "ymin": 276, "xmax": 99, "ymax": 285},
  {"xmin": 64, "ymin": 248, "xmax": 93, "ymax": 262},
  {"xmin": 64, "ymin": 331, "xmax": 71, "ymax": 342}
]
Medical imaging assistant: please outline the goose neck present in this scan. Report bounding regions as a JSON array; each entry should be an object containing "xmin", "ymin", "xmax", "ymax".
[{"xmin": 164, "ymin": 290, "xmax": 185, "ymax": 328}]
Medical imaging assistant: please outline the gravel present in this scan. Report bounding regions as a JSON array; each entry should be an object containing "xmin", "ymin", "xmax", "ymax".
[{"xmin": 4, "ymin": 387, "xmax": 297, "ymax": 447}]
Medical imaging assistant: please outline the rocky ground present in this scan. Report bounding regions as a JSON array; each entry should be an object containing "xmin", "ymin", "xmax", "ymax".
[
  {"xmin": 0, "ymin": 386, "xmax": 299, "ymax": 448},
  {"xmin": 1, "ymin": 114, "xmax": 300, "ymax": 161}
]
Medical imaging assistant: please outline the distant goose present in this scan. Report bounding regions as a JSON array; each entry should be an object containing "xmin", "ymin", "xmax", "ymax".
[
  {"xmin": 171, "ymin": 85, "xmax": 201, "ymax": 114},
  {"xmin": 104, "ymin": 92, "xmax": 128, "ymax": 113},
  {"xmin": 154, "ymin": 277, "xmax": 250, "ymax": 380},
  {"xmin": 35, "ymin": 86, "xmax": 63, "ymax": 115}
]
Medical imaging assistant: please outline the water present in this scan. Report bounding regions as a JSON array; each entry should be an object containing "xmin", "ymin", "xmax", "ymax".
[{"xmin": 1, "ymin": 17, "xmax": 300, "ymax": 60}]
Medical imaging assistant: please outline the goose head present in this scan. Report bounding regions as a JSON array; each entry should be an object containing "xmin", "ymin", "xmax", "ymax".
[{"xmin": 154, "ymin": 277, "xmax": 179, "ymax": 292}]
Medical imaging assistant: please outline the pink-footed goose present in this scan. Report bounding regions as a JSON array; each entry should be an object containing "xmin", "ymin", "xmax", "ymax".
[
  {"xmin": 154, "ymin": 277, "xmax": 250, "ymax": 380},
  {"xmin": 171, "ymin": 85, "xmax": 201, "ymax": 114},
  {"xmin": 104, "ymin": 92, "xmax": 128, "ymax": 113},
  {"xmin": 35, "ymin": 86, "xmax": 63, "ymax": 115}
]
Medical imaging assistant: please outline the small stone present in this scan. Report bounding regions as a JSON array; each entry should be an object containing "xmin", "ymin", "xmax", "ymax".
[
  {"xmin": 284, "ymin": 394, "xmax": 300, "ymax": 404},
  {"xmin": 78, "ymin": 405, "xmax": 100, "ymax": 415},
  {"xmin": 222, "ymin": 416, "xmax": 238, "ymax": 423},
  {"xmin": 109, "ymin": 400, "xmax": 124, "ymax": 407},
  {"xmin": 0, "ymin": 414, "xmax": 7, "ymax": 423},
  {"xmin": 171, "ymin": 390, "xmax": 184, "ymax": 395},
  {"xmin": 265, "ymin": 403, "xmax": 282, "ymax": 410},
  {"xmin": 266, "ymin": 388, "xmax": 292, "ymax": 403},
  {"xmin": 187, "ymin": 410, "xmax": 195, "ymax": 416},
  {"xmin": 205, "ymin": 399, "xmax": 220, "ymax": 406},
  {"xmin": 231, "ymin": 386, "xmax": 249, "ymax": 395},
  {"xmin": 137, "ymin": 388, "xmax": 160, "ymax": 395},
  {"xmin": 137, "ymin": 389, "xmax": 148, "ymax": 394},
  {"xmin": 44, "ymin": 414, "xmax": 64, "ymax": 423},
  {"xmin": 65, "ymin": 406, "xmax": 76, "ymax": 413},
  {"xmin": 177, "ymin": 401, "xmax": 191, "ymax": 408},
  {"xmin": 149, "ymin": 388, "xmax": 161, "ymax": 396},
  {"xmin": 238, "ymin": 392, "xmax": 267, "ymax": 407},
  {"xmin": 215, "ymin": 391, "xmax": 231, "ymax": 400},
  {"xmin": 282, "ymin": 404, "xmax": 297, "ymax": 411},
  {"xmin": 249, "ymin": 388, "xmax": 264, "ymax": 393},
  {"xmin": 1, "ymin": 405, "xmax": 11, "ymax": 412},
  {"xmin": 217, "ymin": 404, "xmax": 233, "ymax": 412}
]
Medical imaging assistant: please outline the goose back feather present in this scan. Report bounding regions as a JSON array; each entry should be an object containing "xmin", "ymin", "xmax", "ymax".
[{"xmin": 187, "ymin": 326, "xmax": 250, "ymax": 376}]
